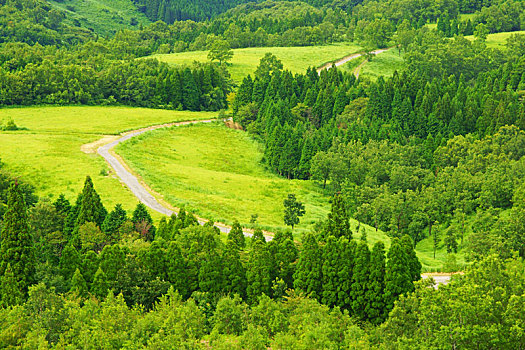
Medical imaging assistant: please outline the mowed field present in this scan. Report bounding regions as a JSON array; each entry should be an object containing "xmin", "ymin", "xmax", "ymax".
[
  {"xmin": 150, "ymin": 42, "xmax": 363, "ymax": 82},
  {"xmin": 359, "ymin": 49, "xmax": 405, "ymax": 80},
  {"xmin": 0, "ymin": 106, "xmax": 216, "ymax": 214},
  {"xmin": 465, "ymin": 30, "xmax": 525, "ymax": 49}
]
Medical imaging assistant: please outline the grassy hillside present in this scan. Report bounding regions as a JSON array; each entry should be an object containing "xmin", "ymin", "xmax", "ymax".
[
  {"xmin": 465, "ymin": 30, "xmax": 525, "ymax": 49},
  {"xmin": 150, "ymin": 42, "xmax": 363, "ymax": 83},
  {"xmin": 48, "ymin": 0, "xmax": 150, "ymax": 36},
  {"xmin": 0, "ymin": 106, "xmax": 215, "ymax": 214},
  {"xmin": 359, "ymin": 49, "xmax": 405, "ymax": 80}
]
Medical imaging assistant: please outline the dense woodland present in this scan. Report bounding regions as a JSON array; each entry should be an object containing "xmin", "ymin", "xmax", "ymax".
[{"xmin": 1, "ymin": 0, "xmax": 525, "ymax": 347}]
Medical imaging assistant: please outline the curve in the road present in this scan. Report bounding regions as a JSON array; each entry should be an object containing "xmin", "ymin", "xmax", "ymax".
[
  {"xmin": 317, "ymin": 47, "xmax": 392, "ymax": 74},
  {"xmin": 97, "ymin": 119, "xmax": 271, "ymax": 240}
]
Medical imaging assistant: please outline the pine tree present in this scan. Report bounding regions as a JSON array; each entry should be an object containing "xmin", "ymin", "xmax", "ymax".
[
  {"xmin": 228, "ymin": 221, "xmax": 246, "ymax": 249},
  {"xmin": 321, "ymin": 236, "xmax": 339, "ymax": 307},
  {"xmin": 400, "ymin": 235, "xmax": 422, "ymax": 282},
  {"xmin": 0, "ymin": 183, "xmax": 35, "ymax": 295},
  {"xmin": 268, "ymin": 230, "xmax": 298, "ymax": 289},
  {"xmin": 223, "ymin": 240, "xmax": 247, "ymax": 298},
  {"xmin": 351, "ymin": 242, "xmax": 370, "ymax": 320},
  {"xmin": 384, "ymin": 238, "xmax": 414, "ymax": 312},
  {"xmin": 132, "ymin": 203, "xmax": 156, "ymax": 241},
  {"xmin": 198, "ymin": 250, "xmax": 224, "ymax": 294},
  {"xmin": 246, "ymin": 240, "xmax": 271, "ymax": 303},
  {"xmin": 143, "ymin": 241, "xmax": 166, "ymax": 280},
  {"xmin": 166, "ymin": 242, "xmax": 188, "ymax": 298},
  {"xmin": 70, "ymin": 268, "xmax": 88, "ymax": 298},
  {"xmin": 293, "ymin": 232, "xmax": 322, "ymax": 300},
  {"xmin": 76, "ymin": 176, "xmax": 107, "ymax": 229},
  {"xmin": 182, "ymin": 67, "xmax": 200, "ymax": 111},
  {"xmin": 326, "ymin": 193, "xmax": 352, "ymax": 239},
  {"xmin": 101, "ymin": 204, "xmax": 127, "ymax": 243},
  {"xmin": 91, "ymin": 267, "xmax": 109, "ymax": 300},
  {"xmin": 82, "ymin": 250, "xmax": 99, "ymax": 284},
  {"xmin": 99, "ymin": 244, "xmax": 126, "ymax": 283},
  {"xmin": 251, "ymin": 228, "xmax": 266, "ymax": 245},
  {"xmin": 336, "ymin": 237, "xmax": 356, "ymax": 310},
  {"xmin": 366, "ymin": 241, "xmax": 386, "ymax": 324},
  {"xmin": 0, "ymin": 263, "xmax": 24, "ymax": 307},
  {"xmin": 59, "ymin": 244, "xmax": 81, "ymax": 281}
]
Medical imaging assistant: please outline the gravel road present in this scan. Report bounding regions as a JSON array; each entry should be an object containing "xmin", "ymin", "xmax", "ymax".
[
  {"xmin": 97, "ymin": 119, "xmax": 270, "ymax": 240},
  {"xmin": 317, "ymin": 48, "xmax": 392, "ymax": 74}
]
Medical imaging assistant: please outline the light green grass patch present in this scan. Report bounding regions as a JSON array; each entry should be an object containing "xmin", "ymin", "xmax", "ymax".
[
  {"xmin": 0, "ymin": 106, "xmax": 216, "ymax": 215},
  {"xmin": 150, "ymin": 43, "xmax": 363, "ymax": 83},
  {"xmin": 359, "ymin": 49, "xmax": 405, "ymax": 80},
  {"xmin": 116, "ymin": 123, "xmax": 333, "ymax": 235},
  {"xmin": 464, "ymin": 30, "xmax": 525, "ymax": 49}
]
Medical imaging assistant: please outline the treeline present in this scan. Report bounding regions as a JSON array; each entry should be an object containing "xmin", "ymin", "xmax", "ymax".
[
  {"xmin": 0, "ymin": 42, "xmax": 230, "ymax": 110},
  {"xmin": 0, "ymin": 176, "xmax": 420, "ymax": 328}
]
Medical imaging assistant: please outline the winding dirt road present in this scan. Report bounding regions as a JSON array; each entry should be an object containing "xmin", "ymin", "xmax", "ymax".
[
  {"xmin": 95, "ymin": 118, "xmax": 271, "ymax": 240},
  {"xmin": 317, "ymin": 48, "xmax": 391, "ymax": 74}
]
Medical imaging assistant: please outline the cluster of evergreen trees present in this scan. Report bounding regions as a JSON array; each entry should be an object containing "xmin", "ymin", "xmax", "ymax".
[{"xmin": 0, "ymin": 175, "xmax": 420, "ymax": 330}]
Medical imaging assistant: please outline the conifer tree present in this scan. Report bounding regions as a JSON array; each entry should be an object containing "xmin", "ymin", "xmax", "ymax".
[
  {"xmin": 337, "ymin": 237, "xmax": 356, "ymax": 309},
  {"xmin": 166, "ymin": 242, "xmax": 188, "ymax": 298},
  {"xmin": 70, "ymin": 268, "xmax": 88, "ymax": 298},
  {"xmin": 326, "ymin": 193, "xmax": 352, "ymax": 239},
  {"xmin": 366, "ymin": 241, "xmax": 386, "ymax": 324},
  {"xmin": 384, "ymin": 238, "xmax": 414, "ymax": 312},
  {"xmin": 99, "ymin": 244, "xmax": 126, "ymax": 283},
  {"xmin": 401, "ymin": 235, "xmax": 422, "ymax": 282},
  {"xmin": 246, "ymin": 240, "xmax": 271, "ymax": 303},
  {"xmin": 293, "ymin": 232, "xmax": 322, "ymax": 300},
  {"xmin": 59, "ymin": 243, "xmax": 81, "ymax": 281},
  {"xmin": 64, "ymin": 194, "xmax": 82, "ymax": 236},
  {"xmin": 132, "ymin": 203, "xmax": 156, "ymax": 241},
  {"xmin": 251, "ymin": 228, "xmax": 266, "ymax": 245},
  {"xmin": 82, "ymin": 250, "xmax": 99, "ymax": 284},
  {"xmin": 268, "ymin": 230, "xmax": 297, "ymax": 289},
  {"xmin": 0, "ymin": 263, "xmax": 24, "ymax": 307},
  {"xmin": 228, "ymin": 220, "xmax": 246, "ymax": 249},
  {"xmin": 0, "ymin": 183, "xmax": 35, "ymax": 295},
  {"xmin": 101, "ymin": 204, "xmax": 127, "ymax": 243},
  {"xmin": 143, "ymin": 241, "xmax": 166, "ymax": 280},
  {"xmin": 351, "ymin": 242, "xmax": 370, "ymax": 320},
  {"xmin": 198, "ymin": 250, "xmax": 224, "ymax": 294},
  {"xmin": 91, "ymin": 267, "xmax": 109, "ymax": 300},
  {"xmin": 321, "ymin": 236, "xmax": 339, "ymax": 307},
  {"xmin": 156, "ymin": 217, "xmax": 169, "ymax": 240},
  {"xmin": 76, "ymin": 176, "xmax": 107, "ymax": 229},
  {"xmin": 182, "ymin": 67, "xmax": 200, "ymax": 111},
  {"xmin": 223, "ymin": 240, "xmax": 247, "ymax": 298}
]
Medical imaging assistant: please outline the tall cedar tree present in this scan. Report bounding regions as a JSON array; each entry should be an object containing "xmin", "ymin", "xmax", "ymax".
[
  {"xmin": 246, "ymin": 240, "xmax": 271, "ymax": 303},
  {"xmin": 166, "ymin": 242, "xmax": 188, "ymax": 298},
  {"xmin": 82, "ymin": 250, "xmax": 99, "ymax": 284},
  {"xmin": 321, "ymin": 236, "xmax": 339, "ymax": 307},
  {"xmin": 326, "ymin": 193, "xmax": 352, "ymax": 239},
  {"xmin": 59, "ymin": 243, "xmax": 81, "ymax": 281},
  {"xmin": 0, "ymin": 263, "xmax": 24, "ymax": 307},
  {"xmin": 401, "ymin": 235, "xmax": 422, "ymax": 281},
  {"xmin": 337, "ymin": 237, "xmax": 355, "ymax": 309},
  {"xmin": 91, "ymin": 266, "xmax": 109, "ymax": 299},
  {"xmin": 99, "ymin": 244, "xmax": 126, "ymax": 283},
  {"xmin": 228, "ymin": 221, "xmax": 246, "ymax": 249},
  {"xmin": 384, "ymin": 238, "xmax": 414, "ymax": 313},
  {"xmin": 132, "ymin": 203, "xmax": 156, "ymax": 241},
  {"xmin": 102, "ymin": 204, "xmax": 127, "ymax": 243},
  {"xmin": 366, "ymin": 241, "xmax": 387, "ymax": 324},
  {"xmin": 0, "ymin": 183, "xmax": 35, "ymax": 296},
  {"xmin": 76, "ymin": 176, "xmax": 107, "ymax": 229},
  {"xmin": 351, "ymin": 242, "xmax": 370, "ymax": 320},
  {"xmin": 293, "ymin": 232, "xmax": 322, "ymax": 300},
  {"xmin": 198, "ymin": 250, "xmax": 224, "ymax": 294},
  {"xmin": 222, "ymin": 240, "xmax": 247, "ymax": 298},
  {"xmin": 70, "ymin": 268, "xmax": 88, "ymax": 298},
  {"xmin": 268, "ymin": 230, "xmax": 298, "ymax": 289}
]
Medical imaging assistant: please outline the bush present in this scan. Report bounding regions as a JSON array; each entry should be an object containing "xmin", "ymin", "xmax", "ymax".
[{"xmin": 2, "ymin": 118, "xmax": 18, "ymax": 131}]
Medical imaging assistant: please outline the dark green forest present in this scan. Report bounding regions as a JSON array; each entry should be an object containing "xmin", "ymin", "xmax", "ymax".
[{"xmin": 1, "ymin": 0, "xmax": 525, "ymax": 347}]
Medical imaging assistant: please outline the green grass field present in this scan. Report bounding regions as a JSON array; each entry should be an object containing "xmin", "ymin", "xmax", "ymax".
[
  {"xmin": 340, "ymin": 49, "xmax": 405, "ymax": 80},
  {"xmin": 0, "ymin": 106, "xmax": 216, "ymax": 214},
  {"xmin": 465, "ymin": 30, "xmax": 525, "ymax": 49},
  {"xmin": 150, "ymin": 43, "xmax": 363, "ymax": 83},
  {"xmin": 48, "ymin": 0, "xmax": 150, "ymax": 36}
]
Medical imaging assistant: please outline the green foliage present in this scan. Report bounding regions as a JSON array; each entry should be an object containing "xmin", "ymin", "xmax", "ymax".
[
  {"xmin": 1, "ymin": 118, "xmax": 19, "ymax": 131},
  {"xmin": 59, "ymin": 244, "xmax": 81, "ymax": 282},
  {"xmin": 293, "ymin": 232, "xmax": 322, "ymax": 300},
  {"xmin": 366, "ymin": 241, "xmax": 386, "ymax": 324},
  {"xmin": 0, "ymin": 183, "xmax": 35, "ymax": 296},
  {"xmin": 102, "ymin": 204, "xmax": 127, "ymax": 244},
  {"xmin": 325, "ymin": 193, "xmax": 352, "ymax": 239},
  {"xmin": 70, "ymin": 268, "xmax": 88, "ymax": 298},
  {"xmin": 91, "ymin": 267, "xmax": 109, "ymax": 300},
  {"xmin": 246, "ymin": 240, "xmax": 271, "ymax": 303},
  {"xmin": 228, "ymin": 220, "xmax": 246, "ymax": 249},
  {"xmin": 132, "ymin": 203, "xmax": 155, "ymax": 241},
  {"xmin": 0, "ymin": 263, "xmax": 24, "ymax": 307},
  {"xmin": 211, "ymin": 294, "xmax": 247, "ymax": 336},
  {"xmin": 208, "ymin": 39, "xmax": 234, "ymax": 64},
  {"xmin": 384, "ymin": 238, "xmax": 414, "ymax": 313},
  {"xmin": 76, "ymin": 176, "xmax": 107, "ymax": 230},
  {"xmin": 283, "ymin": 193, "xmax": 305, "ymax": 229}
]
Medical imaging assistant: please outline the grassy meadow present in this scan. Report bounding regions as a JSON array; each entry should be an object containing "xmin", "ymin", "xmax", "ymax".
[
  {"xmin": 465, "ymin": 30, "xmax": 525, "ymax": 49},
  {"xmin": 0, "ymin": 106, "xmax": 216, "ymax": 214},
  {"xmin": 359, "ymin": 49, "xmax": 405, "ymax": 80},
  {"xmin": 150, "ymin": 42, "xmax": 363, "ymax": 83}
]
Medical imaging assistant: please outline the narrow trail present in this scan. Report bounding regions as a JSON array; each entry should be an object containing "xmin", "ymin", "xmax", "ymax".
[
  {"xmin": 95, "ymin": 118, "xmax": 272, "ymax": 240},
  {"xmin": 317, "ymin": 47, "xmax": 392, "ymax": 75}
]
